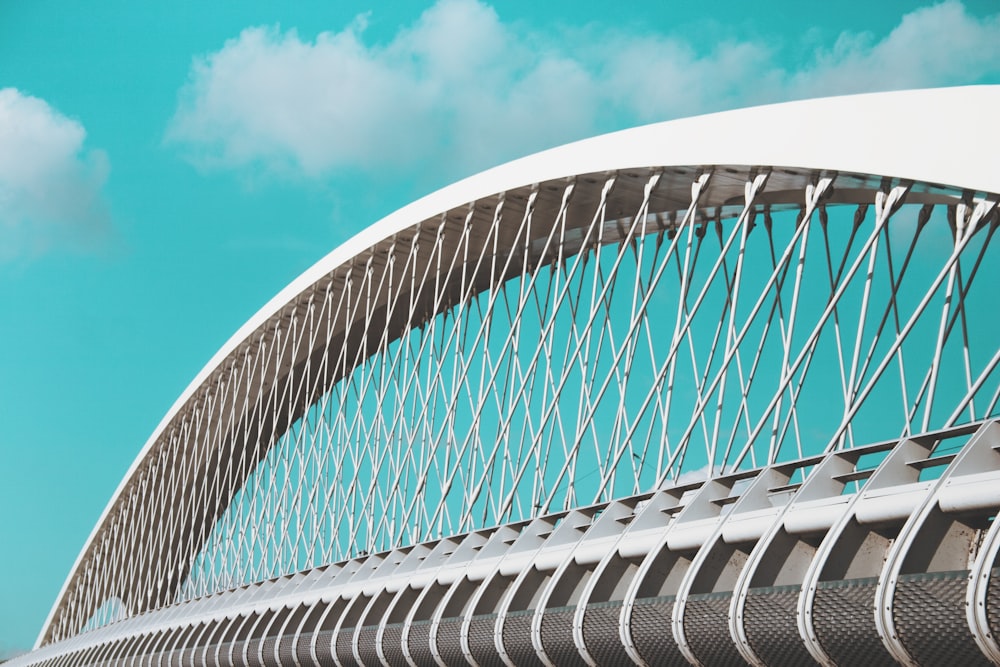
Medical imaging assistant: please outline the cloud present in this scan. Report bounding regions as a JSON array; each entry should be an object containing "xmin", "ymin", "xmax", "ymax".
[
  {"xmin": 789, "ymin": 1, "xmax": 1000, "ymax": 98},
  {"xmin": 673, "ymin": 462, "xmax": 738, "ymax": 486},
  {"xmin": 167, "ymin": 0, "xmax": 602, "ymax": 179},
  {"xmin": 0, "ymin": 88, "xmax": 110, "ymax": 259},
  {"xmin": 167, "ymin": 0, "xmax": 1000, "ymax": 181}
]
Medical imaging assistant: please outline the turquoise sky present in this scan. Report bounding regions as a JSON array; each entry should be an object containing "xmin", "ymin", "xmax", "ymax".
[{"xmin": 2, "ymin": 0, "xmax": 1000, "ymax": 655}]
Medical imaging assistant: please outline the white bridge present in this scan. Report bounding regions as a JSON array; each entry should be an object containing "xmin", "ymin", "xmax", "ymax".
[{"xmin": 12, "ymin": 87, "xmax": 1000, "ymax": 666}]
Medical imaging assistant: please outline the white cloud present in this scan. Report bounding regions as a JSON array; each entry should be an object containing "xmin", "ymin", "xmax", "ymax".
[
  {"xmin": 673, "ymin": 462, "xmax": 738, "ymax": 486},
  {"xmin": 167, "ymin": 0, "xmax": 1000, "ymax": 181},
  {"xmin": 790, "ymin": 1, "xmax": 1000, "ymax": 98},
  {"xmin": 167, "ymin": 0, "xmax": 602, "ymax": 179},
  {"xmin": 0, "ymin": 88, "xmax": 110, "ymax": 258}
]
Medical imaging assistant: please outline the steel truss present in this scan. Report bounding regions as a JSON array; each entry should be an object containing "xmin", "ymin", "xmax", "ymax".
[
  {"xmin": 19, "ymin": 420, "xmax": 1000, "ymax": 666},
  {"xmin": 15, "ymin": 89, "xmax": 1000, "ymax": 666}
]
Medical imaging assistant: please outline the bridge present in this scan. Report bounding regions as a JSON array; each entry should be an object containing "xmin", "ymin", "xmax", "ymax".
[{"xmin": 10, "ymin": 86, "xmax": 1000, "ymax": 666}]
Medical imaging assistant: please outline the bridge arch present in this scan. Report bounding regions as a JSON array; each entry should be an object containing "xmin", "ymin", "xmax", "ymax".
[{"xmin": 18, "ymin": 86, "xmax": 1000, "ymax": 666}]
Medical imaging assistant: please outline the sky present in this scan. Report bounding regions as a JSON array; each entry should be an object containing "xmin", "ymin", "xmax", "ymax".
[{"xmin": 2, "ymin": 0, "xmax": 1000, "ymax": 656}]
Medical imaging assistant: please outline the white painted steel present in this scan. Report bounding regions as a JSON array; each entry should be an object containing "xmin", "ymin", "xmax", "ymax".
[
  {"xmin": 12, "ymin": 87, "xmax": 1000, "ymax": 666},
  {"xmin": 14, "ymin": 420, "xmax": 1000, "ymax": 666},
  {"xmin": 873, "ymin": 422, "xmax": 1000, "ymax": 665}
]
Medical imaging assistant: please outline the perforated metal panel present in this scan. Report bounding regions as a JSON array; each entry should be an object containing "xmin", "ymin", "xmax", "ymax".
[
  {"xmin": 468, "ymin": 615, "xmax": 504, "ymax": 667},
  {"xmin": 207, "ymin": 639, "xmax": 231, "ymax": 665},
  {"xmin": 355, "ymin": 625, "xmax": 380, "ymax": 665},
  {"xmin": 196, "ymin": 644, "xmax": 216, "ymax": 666},
  {"xmin": 176, "ymin": 646, "xmax": 200, "ymax": 666},
  {"xmin": 581, "ymin": 601, "xmax": 634, "ymax": 666},
  {"xmin": 275, "ymin": 634, "xmax": 297, "ymax": 666},
  {"xmin": 685, "ymin": 593, "xmax": 747, "ymax": 666},
  {"xmin": 260, "ymin": 636, "xmax": 279, "ymax": 667},
  {"xmin": 432, "ymin": 617, "xmax": 464, "ymax": 666},
  {"xmin": 406, "ymin": 621, "xmax": 434, "ymax": 667},
  {"xmin": 335, "ymin": 627, "xmax": 356, "ymax": 665},
  {"xmin": 893, "ymin": 570, "xmax": 990, "ymax": 666},
  {"xmin": 743, "ymin": 585, "xmax": 815, "ymax": 666},
  {"xmin": 313, "ymin": 628, "xmax": 337, "ymax": 663},
  {"xmin": 380, "ymin": 622, "xmax": 407, "ymax": 666},
  {"xmin": 813, "ymin": 578, "xmax": 895, "ymax": 667},
  {"xmin": 244, "ymin": 637, "xmax": 265, "ymax": 666},
  {"xmin": 630, "ymin": 596, "xmax": 687, "ymax": 665},
  {"xmin": 538, "ymin": 605, "xmax": 586, "ymax": 666},
  {"xmin": 501, "ymin": 610, "xmax": 543, "ymax": 667}
]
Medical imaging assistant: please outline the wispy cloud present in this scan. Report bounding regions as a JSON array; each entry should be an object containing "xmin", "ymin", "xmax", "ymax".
[
  {"xmin": 788, "ymin": 2, "xmax": 1000, "ymax": 97},
  {"xmin": 0, "ymin": 88, "xmax": 111, "ymax": 259},
  {"xmin": 166, "ymin": 0, "xmax": 1000, "ymax": 181},
  {"xmin": 673, "ymin": 462, "xmax": 740, "ymax": 486}
]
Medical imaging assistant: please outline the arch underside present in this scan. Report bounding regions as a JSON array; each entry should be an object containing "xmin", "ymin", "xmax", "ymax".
[{"xmin": 26, "ymin": 162, "xmax": 1000, "ymax": 664}]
